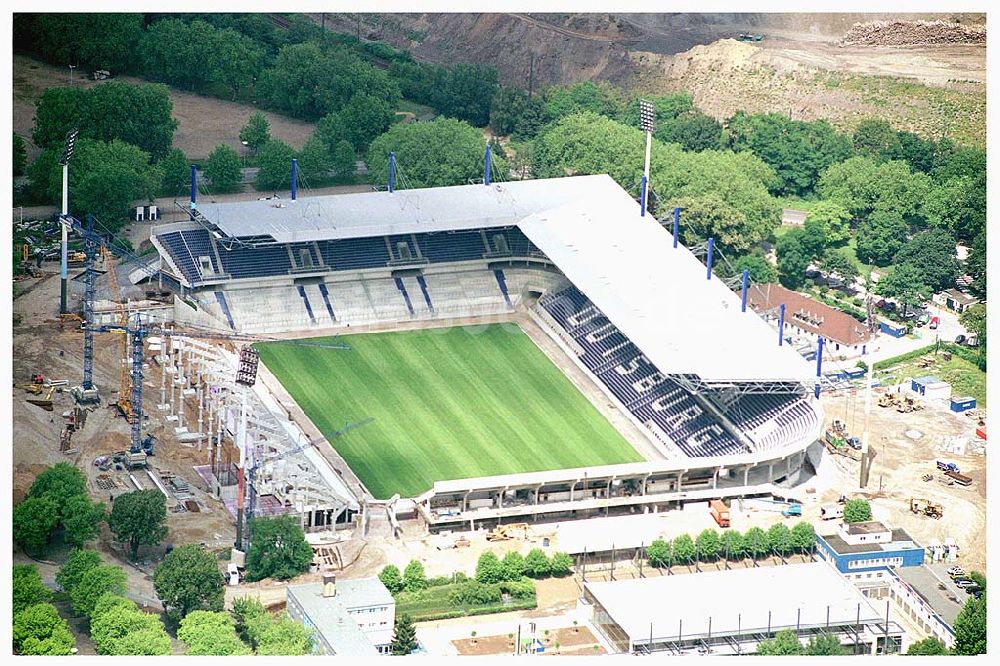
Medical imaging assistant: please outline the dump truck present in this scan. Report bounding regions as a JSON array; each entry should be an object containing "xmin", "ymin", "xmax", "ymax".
[
  {"xmin": 936, "ymin": 460, "xmax": 960, "ymax": 473},
  {"xmin": 910, "ymin": 498, "xmax": 944, "ymax": 519},
  {"xmin": 710, "ymin": 499, "xmax": 730, "ymax": 528},
  {"xmin": 944, "ymin": 470, "xmax": 973, "ymax": 487},
  {"xmin": 821, "ymin": 504, "xmax": 843, "ymax": 520}
]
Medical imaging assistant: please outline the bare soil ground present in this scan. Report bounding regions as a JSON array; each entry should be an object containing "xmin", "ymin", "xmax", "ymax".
[
  {"xmin": 13, "ymin": 54, "xmax": 316, "ymax": 160},
  {"xmin": 453, "ymin": 625, "xmax": 604, "ymax": 655}
]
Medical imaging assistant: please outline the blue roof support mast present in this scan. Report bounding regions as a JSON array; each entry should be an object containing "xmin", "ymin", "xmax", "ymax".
[
  {"xmin": 815, "ymin": 337, "xmax": 825, "ymax": 398},
  {"xmin": 388, "ymin": 152, "xmax": 396, "ymax": 193},
  {"xmin": 672, "ymin": 207, "xmax": 681, "ymax": 248},
  {"xmin": 190, "ymin": 165, "xmax": 198, "ymax": 220},
  {"xmin": 484, "ymin": 142, "xmax": 492, "ymax": 186},
  {"xmin": 778, "ymin": 303, "xmax": 787, "ymax": 346},
  {"xmin": 291, "ymin": 158, "xmax": 298, "ymax": 201},
  {"xmin": 740, "ymin": 269, "xmax": 750, "ymax": 312}
]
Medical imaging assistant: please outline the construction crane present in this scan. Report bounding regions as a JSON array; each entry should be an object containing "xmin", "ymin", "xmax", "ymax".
[
  {"xmin": 101, "ymin": 243, "xmax": 132, "ymax": 419},
  {"xmin": 240, "ymin": 417, "xmax": 374, "ymax": 552}
]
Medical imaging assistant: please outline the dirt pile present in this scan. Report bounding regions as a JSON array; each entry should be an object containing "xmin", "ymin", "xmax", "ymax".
[{"xmin": 842, "ymin": 20, "xmax": 986, "ymax": 46}]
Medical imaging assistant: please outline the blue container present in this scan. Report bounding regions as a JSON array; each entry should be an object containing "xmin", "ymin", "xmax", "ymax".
[
  {"xmin": 879, "ymin": 321, "xmax": 906, "ymax": 338},
  {"xmin": 950, "ymin": 396, "xmax": 977, "ymax": 413}
]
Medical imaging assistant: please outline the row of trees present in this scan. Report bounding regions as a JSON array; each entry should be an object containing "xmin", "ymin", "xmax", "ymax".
[
  {"xmin": 647, "ymin": 522, "xmax": 816, "ymax": 567},
  {"xmin": 12, "ymin": 566, "xmax": 76, "ymax": 655},
  {"xmin": 13, "ymin": 463, "xmax": 107, "ymax": 555}
]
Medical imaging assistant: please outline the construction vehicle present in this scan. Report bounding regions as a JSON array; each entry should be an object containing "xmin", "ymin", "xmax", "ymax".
[
  {"xmin": 944, "ymin": 470, "xmax": 973, "ymax": 487},
  {"xmin": 821, "ymin": 504, "xmax": 844, "ymax": 520},
  {"xmin": 486, "ymin": 522, "xmax": 531, "ymax": 542},
  {"xmin": 16, "ymin": 383, "xmax": 44, "ymax": 395},
  {"xmin": 823, "ymin": 420, "xmax": 861, "ymax": 460},
  {"xmin": 910, "ymin": 498, "xmax": 944, "ymax": 519},
  {"xmin": 710, "ymin": 499, "xmax": 730, "ymax": 527},
  {"xmin": 26, "ymin": 385, "xmax": 57, "ymax": 411},
  {"xmin": 737, "ymin": 32, "xmax": 764, "ymax": 42},
  {"xmin": 896, "ymin": 395, "xmax": 923, "ymax": 413},
  {"xmin": 66, "ymin": 251, "xmax": 87, "ymax": 266},
  {"xmin": 877, "ymin": 392, "xmax": 898, "ymax": 409},
  {"xmin": 782, "ymin": 504, "xmax": 802, "ymax": 518},
  {"xmin": 936, "ymin": 460, "xmax": 960, "ymax": 474}
]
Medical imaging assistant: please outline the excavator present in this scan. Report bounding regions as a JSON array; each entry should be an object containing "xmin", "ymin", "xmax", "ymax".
[
  {"xmin": 910, "ymin": 498, "xmax": 944, "ymax": 519},
  {"xmin": 486, "ymin": 522, "xmax": 532, "ymax": 542}
]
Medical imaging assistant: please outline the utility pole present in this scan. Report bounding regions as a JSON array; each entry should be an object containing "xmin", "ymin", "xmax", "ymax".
[{"xmin": 59, "ymin": 129, "xmax": 79, "ymax": 314}]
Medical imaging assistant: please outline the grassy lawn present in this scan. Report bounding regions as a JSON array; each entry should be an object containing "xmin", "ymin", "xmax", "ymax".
[
  {"xmin": 774, "ymin": 196, "xmax": 822, "ymax": 212},
  {"xmin": 876, "ymin": 347, "xmax": 986, "ymax": 408},
  {"xmin": 395, "ymin": 582, "xmax": 537, "ymax": 622},
  {"xmin": 396, "ymin": 99, "xmax": 436, "ymax": 119},
  {"xmin": 256, "ymin": 325, "xmax": 641, "ymax": 498}
]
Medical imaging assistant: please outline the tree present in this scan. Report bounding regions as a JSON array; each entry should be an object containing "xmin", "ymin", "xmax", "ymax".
[
  {"xmin": 734, "ymin": 254, "xmax": 778, "ymax": 285},
  {"xmin": 805, "ymin": 201, "xmax": 852, "ymax": 245},
  {"xmin": 61, "ymin": 494, "xmax": 107, "ymax": 547},
  {"xmin": 876, "ymin": 264, "xmax": 930, "ymax": 317},
  {"xmin": 855, "ymin": 210, "xmax": 909, "ymax": 266},
  {"xmin": 756, "ymin": 629, "xmax": 805, "ymax": 655},
  {"xmin": 433, "ymin": 63, "xmax": 499, "ymax": 127},
  {"xmin": 667, "ymin": 113, "xmax": 723, "ymax": 152},
  {"xmin": 966, "ymin": 231, "xmax": 986, "ymax": 298},
  {"xmin": 676, "ymin": 194, "xmax": 758, "ymax": 256},
  {"xmin": 695, "ymin": 529, "xmax": 721, "ymax": 561},
  {"xmin": 158, "ymin": 148, "xmax": 190, "ymax": 196},
  {"xmin": 853, "ymin": 118, "xmax": 901, "ymax": 160},
  {"xmin": 205, "ymin": 144, "xmax": 243, "ymax": 192},
  {"xmin": 56, "ymin": 548, "xmax": 102, "ymax": 594},
  {"xmin": 893, "ymin": 229, "xmax": 960, "ymax": 293},
  {"xmin": 13, "ymin": 566, "xmax": 52, "ymax": 615},
  {"xmin": 790, "ymin": 521, "xmax": 816, "ymax": 554},
  {"xmin": 154, "ymin": 543, "xmax": 225, "ymax": 622},
  {"xmin": 776, "ymin": 230, "xmax": 811, "ymax": 290},
  {"xmin": 391, "ymin": 612, "xmax": 418, "ymax": 655},
  {"xmin": 549, "ymin": 552, "xmax": 573, "ymax": 577},
  {"xmin": 647, "ymin": 539, "xmax": 672, "ymax": 567},
  {"xmin": 314, "ymin": 112, "xmax": 347, "ymax": 154},
  {"xmin": 13, "ymin": 496, "xmax": 58, "ymax": 556},
  {"xmin": 544, "ymin": 81, "xmax": 622, "ymax": 123},
  {"xmin": 13, "ymin": 132, "xmax": 27, "ymax": 176},
  {"xmin": 254, "ymin": 139, "xmax": 296, "ymax": 191},
  {"xmin": 402, "ymin": 559, "xmax": 428, "ymax": 592},
  {"xmin": 799, "ymin": 218, "xmax": 829, "ymax": 261},
  {"xmin": 906, "ymin": 637, "xmax": 950, "ymax": 655},
  {"xmin": 339, "ymin": 94, "xmax": 395, "ymax": 151},
  {"xmin": 766, "ymin": 523, "xmax": 793, "ymax": 556},
  {"xmin": 16, "ymin": 13, "xmax": 144, "ymax": 73},
  {"xmin": 210, "ymin": 28, "xmax": 264, "ymax": 100},
  {"xmin": 671, "ymin": 534, "xmax": 696, "ymax": 566},
  {"xmin": 71, "ymin": 565, "xmax": 127, "ymax": 617},
  {"xmin": 367, "ymin": 118, "xmax": 500, "ymax": 190},
  {"xmin": 244, "ymin": 515, "xmax": 313, "ymax": 582},
  {"xmin": 240, "ymin": 112, "xmax": 271, "ymax": 154},
  {"xmin": 720, "ymin": 530, "xmax": 745, "ymax": 561},
  {"xmin": 296, "ymin": 137, "xmax": 332, "ymax": 182},
  {"xmin": 28, "ymin": 462, "xmax": 88, "ymax": 521},
  {"xmin": 524, "ymin": 549, "xmax": 552, "ymax": 578},
  {"xmin": 13, "ymin": 603, "xmax": 76, "ymax": 655},
  {"xmin": 378, "ymin": 564, "xmax": 404, "ymax": 595},
  {"xmin": 231, "ymin": 597, "xmax": 269, "ymax": 645},
  {"xmin": 960, "ymin": 304, "xmax": 986, "ymax": 368},
  {"xmin": 501, "ymin": 551, "xmax": 527, "ymax": 581},
  {"xmin": 820, "ymin": 248, "xmax": 860, "ymax": 286},
  {"xmin": 251, "ymin": 614, "xmax": 314, "ymax": 655},
  {"xmin": 32, "ymin": 82, "xmax": 177, "ymax": 160},
  {"xmin": 953, "ymin": 594, "xmax": 986, "ymax": 655},
  {"xmin": 140, "ymin": 18, "xmax": 218, "ymax": 91},
  {"xmin": 843, "ymin": 499, "xmax": 872, "ymax": 523},
  {"xmin": 476, "ymin": 551, "xmax": 504, "ymax": 584},
  {"xmin": 489, "ymin": 86, "xmax": 545, "ymax": 140},
  {"xmin": 818, "ymin": 157, "xmax": 931, "ymax": 225},
  {"xmin": 805, "ymin": 632, "xmax": 849, "ymax": 655},
  {"xmin": 108, "ymin": 490, "xmax": 167, "ymax": 560},
  {"xmin": 178, "ymin": 610, "xmax": 252, "ymax": 655},
  {"xmin": 333, "ymin": 140, "xmax": 357, "ymax": 178},
  {"xmin": 743, "ymin": 527, "xmax": 769, "ymax": 560},
  {"xmin": 90, "ymin": 594, "xmax": 171, "ymax": 656}
]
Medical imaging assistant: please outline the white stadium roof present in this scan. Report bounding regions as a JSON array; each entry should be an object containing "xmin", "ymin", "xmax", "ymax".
[
  {"xmin": 194, "ymin": 173, "xmax": 815, "ymax": 383},
  {"xmin": 195, "ymin": 175, "xmax": 624, "ymax": 244},
  {"xmin": 518, "ymin": 190, "xmax": 815, "ymax": 383},
  {"xmin": 585, "ymin": 562, "xmax": 884, "ymax": 642}
]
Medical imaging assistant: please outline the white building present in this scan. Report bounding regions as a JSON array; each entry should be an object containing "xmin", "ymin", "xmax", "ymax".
[{"xmin": 286, "ymin": 574, "xmax": 395, "ymax": 655}]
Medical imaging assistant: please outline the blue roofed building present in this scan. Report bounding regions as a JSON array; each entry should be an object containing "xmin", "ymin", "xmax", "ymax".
[{"xmin": 816, "ymin": 521, "xmax": 925, "ymax": 579}]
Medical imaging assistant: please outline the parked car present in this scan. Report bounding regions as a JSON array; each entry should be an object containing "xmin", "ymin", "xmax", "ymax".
[
  {"xmin": 965, "ymin": 585, "xmax": 983, "ymax": 596},
  {"xmin": 883, "ymin": 301, "xmax": 897, "ymax": 313},
  {"xmin": 948, "ymin": 566, "xmax": 967, "ymax": 577},
  {"xmin": 955, "ymin": 334, "xmax": 967, "ymax": 345},
  {"xmin": 954, "ymin": 579, "xmax": 978, "ymax": 589}
]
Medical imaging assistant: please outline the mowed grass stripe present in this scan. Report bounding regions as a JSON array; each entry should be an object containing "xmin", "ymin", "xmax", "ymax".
[{"xmin": 256, "ymin": 325, "xmax": 641, "ymax": 498}]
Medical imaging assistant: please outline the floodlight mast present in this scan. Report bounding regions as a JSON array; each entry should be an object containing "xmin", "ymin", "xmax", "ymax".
[
  {"xmin": 59, "ymin": 128, "xmax": 79, "ymax": 314},
  {"xmin": 638, "ymin": 100, "xmax": 656, "ymax": 217},
  {"xmin": 234, "ymin": 346, "xmax": 260, "ymax": 551}
]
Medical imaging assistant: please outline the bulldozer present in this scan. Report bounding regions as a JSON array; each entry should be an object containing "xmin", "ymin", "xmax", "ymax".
[
  {"xmin": 486, "ymin": 522, "xmax": 531, "ymax": 542},
  {"xmin": 26, "ymin": 385, "xmax": 57, "ymax": 412},
  {"xmin": 877, "ymin": 393, "xmax": 899, "ymax": 409},
  {"xmin": 896, "ymin": 396, "xmax": 923, "ymax": 414},
  {"xmin": 910, "ymin": 498, "xmax": 944, "ymax": 519}
]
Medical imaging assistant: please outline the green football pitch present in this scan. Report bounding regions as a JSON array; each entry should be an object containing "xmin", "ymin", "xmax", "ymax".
[{"xmin": 256, "ymin": 324, "xmax": 642, "ymax": 499}]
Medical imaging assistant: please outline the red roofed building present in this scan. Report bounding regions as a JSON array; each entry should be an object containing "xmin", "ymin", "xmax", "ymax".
[{"xmin": 747, "ymin": 283, "xmax": 874, "ymax": 357}]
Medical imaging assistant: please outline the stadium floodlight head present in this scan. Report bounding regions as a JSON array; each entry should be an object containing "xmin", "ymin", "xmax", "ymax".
[
  {"xmin": 639, "ymin": 99, "xmax": 656, "ymax": 133},
  {"xmin": 236, "ymin": 346, "xmax": 260, "ymax": 387},
  {"xmin": 60, "ymin": 128, "xmax": 79, "ymax": 166}
]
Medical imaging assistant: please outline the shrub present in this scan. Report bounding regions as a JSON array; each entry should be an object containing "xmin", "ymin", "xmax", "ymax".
[
  {"xmin": 500, "ymin": 578, "xmax": 535, "ymax": 600},
  {"xmin": 524, "ymin": 549, "xmax": 551, "ymax": 578},
  {"xmin": 449, "ymin": 581, "xmax": 502, "ymax": 606},
  {"xmin": 378, "ymin": 565, "xmax": 403, "ymax": 594},
  {"xmin": 475, "ymin": 551, "xmax": 504, "ymax": 584},
  {"xmin": 549, "ymin": 552, "xmax": 573, "ymax": 577},
  {"xmin": 403, "ymin": 560, "xmax": 427, "ymax": 592},
  {"xmin": 500, "ymin": 551, "xmax": 526, "ymax": 581}
]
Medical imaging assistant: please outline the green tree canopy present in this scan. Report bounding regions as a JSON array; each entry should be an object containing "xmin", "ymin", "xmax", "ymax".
[
  {"xmin": 339, "ymin": 94, "xmax": 396, "ymax": 151},
  {"xmin": 766, "ymin": 523, "xmax": 794, "ymax": 556},
  {"xmin": 743, "ymin": 527, "xmax": 769, "ymax": 559},
  {"xmin": 108, "ymin": 489, "xmax": 168, "ymax": 560},
  {"xmin": 32, "ymin": 82, "xmax": 177, "ymax": 160},
  {"xmin": 647, "ymin": 539, "xmax": 672, "ymax": 567},
  {"xmin": 402, "ymin": 559, "xmax": 428, "ymax": 592},
  {"xmin": 158, "ymin": 148, "xmax": 191, "ymax": 196},
  {"xmin": 61, "ymin": 494, "xmax": 107, "ymax": 547},
  {"xmin": 501, "ymin": 551, "xmax": 527, "ymax": 581},
  {"xmin": 331, "ymin": 139, "xmax": 357, "ymax": 179},
  {"xmin": 756, "ymin": 629, "xmax": 805, "ymax": 655},
  {"xmin": 71, "ymin": 565, "xmax": 128, "ymax": 617},
  {"xmin": 776, "ymin": 229, "xmax": 811, "ymax": 290},
  {"xmin": 178, "ymin": 610, "xmax": 252, "ymax": 655},
  {"xmin": 965, "ymin": 231, "xmax": 986, "ymax": 299},
  {"xmin": 906, "ymin": 637, "xmax": 950, "ymax": 655},
  {"xmin": 231, "ymin": 597, "xmax": 269, "ymax": 645},
  {"xmin": 524, "ymin": 549, "xmax": 552, "ymax": 578},
  {"xmin": 13, "ymin": 565, "xmax": 53, "ymax": 615},
  {"xmin": 695, "ymin": 529, "xmax": 721, "ymax": 561},
  {"xmin": 818, "ymin": 157, "xmax": 931, "ymax": 225},
  {"xmin": 153, "ymin": 543, "xmax": 225, "ymax": 622},
  {"xmin": 843, "ymin": 499, "xmax": 873, "ymax": 523},
  {"xmin": 240, "ymin": 112, "xmax": 271, "ymax": 153},
  {"xmin": 720, "ymin": 530, "xmax": 745, "ymax": 560},
  {"xmin": 490, "ymin": 86, "xmax": 546, "ymax": 140},
  {"xmin": 960, "ymin": 304, "xmax": 986, "ymax": 346},
  {"xmin": 56, "ymin": 548, "xmax": 102, "ymax": 594},
  {"xmin": 368, "ymin": 118, "xmax": 499, "ymax": 189},
  {"xmin": 250, "ymin": 613, "xmax": 314, "ymax": 655},
  {"xmin": 953, "ymin": 594, "xmax": 986, "ymax": 655},
  {"xmin": 245, "ymin": 515, "xmax": 313, "ymax": 582},
  {"xmin": 210, "ymin": 28, "xmax": 265, "ymax": 99},
  {"xmin": 13, "ymin": 496, "xmax": 59, "ymax": 556},
  {"xmin": 550, "ymin": 552, "xmax": 574, "ymax": 577},
  {"xmin": 391, "ymin": 612, "xmax": 418, "ymax": 655},
  {"xmin": 28, "ymin": 462, "xmax": 87, "ymax": 520},
  {"xmin": 476, "ymin": 551, "xmax": 504, "ymax": 584},
  {"xmin": 820, "ymin": 248, "xmax": 860, "ymax": 286},
  {"xmin": 893, "ymin": 229, "xmax": 960, "ymax": 293},
  {"xmin": 16, "ymin": 13, "xmax": 144, "ymax": 73},
  {"xmin": 676, "ymin": 194, "xmax": 758, "ymax": 256},
  {"xmin": 13, "ymin": 603, "xmax": 76, "ymax": 655},
  {"xmin": 799, "ymin": 218, "xmax": 829, "ymax": 261},
  {"xmin": 805, "ymin": 632, "xmax": 849, "ymax": 655},
  {"xmin": 296, "ymin": 137, "xmax": 332, "ymax": 182},
  {"xmin": 804, "ymin": 200, "xmax": 852, "ymax": 245},
  {"xmin": 734, "ymin": 254, "xmax": 778, "ymax": 285},
  {"xmin": 378, "ymin": 564, "xmax": 404, "ymax": 594},
  {"xmin": 666, "ymin": 112, "xmax": 723, "ymax": 152},
  {"xmin": 876, "ymin": 264, "xmax": 930, "ymax": 317},
  {"xmin": 13, "ymin": 133, "xmax": 27, "ymax": 177},
  {"xmin": 790, "ymin": 521, "xmax": 816, "ymax": 553},
  {"xmin": 544, "ymin": 81, "xmax": 622, "ymax": 124},
  {"xmin": 90, "ymin": 593, "xmax": 172, "ymax": 656},
  {"xmin": 855, "ymin": 210, "xmax": 909, "ymax": 266},
  {"xmin": 205, "ymin": 144, "xmax": 243, "ymax": 192},
  {"xmin": 852, "ymin": 118, "xmax": 901, "ymax": 160},
  {"xmin": 671, "ymin": 534, "xmax": 696, "ymax": 565},
  {"xmin": 254, "ymin": 139, "xmax": 296, "ymax": 191}
]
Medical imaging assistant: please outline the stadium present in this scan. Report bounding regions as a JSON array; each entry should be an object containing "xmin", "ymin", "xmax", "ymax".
[{"xmin": 149, "ymin": 171, "xmax": 824, "ymax": 533}]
